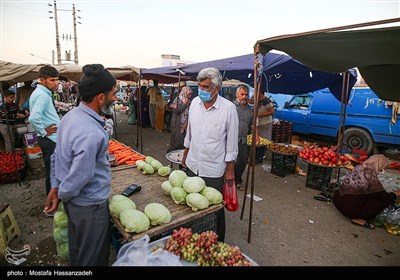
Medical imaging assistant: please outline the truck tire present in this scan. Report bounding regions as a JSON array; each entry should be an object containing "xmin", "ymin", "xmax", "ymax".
[{"xmin": 343, "ymin": 127, "xmax": 374, "ymax": 155}]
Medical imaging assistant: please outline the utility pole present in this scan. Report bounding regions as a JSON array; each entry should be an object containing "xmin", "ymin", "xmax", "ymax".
[
  {"xmin": 49, "ymin": 1, "xmax": 81, "ymax": 65},
  {"xmin": 72, "ymin": 4, "xmax": 79, "ymax": 64},
  {"xmin": 53, "ymin": 0, "xmax": 61, "ymax": 65}
]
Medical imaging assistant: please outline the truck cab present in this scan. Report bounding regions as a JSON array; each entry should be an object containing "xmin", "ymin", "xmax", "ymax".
[{"xmin": 273, "ymin": 88, "xmax": 400, "ymax": 154}]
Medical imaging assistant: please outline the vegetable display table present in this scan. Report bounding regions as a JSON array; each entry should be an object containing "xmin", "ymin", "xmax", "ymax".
[{"xmin": 110, "ymin": 167, "xmax": 223, "ymax": 242}]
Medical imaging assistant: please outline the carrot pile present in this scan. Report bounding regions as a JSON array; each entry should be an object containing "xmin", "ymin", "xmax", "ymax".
[{"xmin": 108, "ymin": 139, "xmax": 146, "ymax": 165}]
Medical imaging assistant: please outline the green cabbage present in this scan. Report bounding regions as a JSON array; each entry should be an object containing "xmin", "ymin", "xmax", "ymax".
[
  {"xmin": 120, "ymin": 209, "xmax": 150, "ymax": 233},
  {"xmin": 145, "ymin": 156, "xmax": 155, "ymax": 164},
  {"xmin": 185, "ymin": 193, "xmax": 210, "ymax": 211},
  {"xmin": 144, "ymin": 203, "xmax": 171, "ymax": 226},
  {"xmin": 170, "ymin": 187, "xmax": 188, "ymax": 205},
  {"xmin": 161, "ymin": 180, "xmax": 173, "ymax": 195},
  {"xmin": 201, "ymin": 186, "xmax": 223, "ymax": 205},
  {"xmin": 57, "ymin": 242, "xmax": 69, "ymax": 260},
  {"xmin": 54, "ymin": 211, "xmax": 68, "ymax": 228},
  {"xmin": 182, "ymin": 176, "xmax": 206, "ymax": 193},
  {"xmin": 158, "ymin": 166, "xmax": 172, "ymax": 177},
  {"xmin": 109, "ymin": 194, "xmax": 136, "ymax": 218},
  {"xmin": 150, "ymin": 160, "xmax": 163, "ymax": 171},
  {"xmin": 169, "ymin": 170, "xmax": 187, "ymax": 188},
  {"xmin": 136, "ymin": 160, "xmax": 146, "ymax": 170},
  {"xmin": 53, "ymin": 226, "xmax": 68, "ymax": 244},
  {"xmin": 142, "ymin": 163, "xmax": 155, "ymax": 174}
]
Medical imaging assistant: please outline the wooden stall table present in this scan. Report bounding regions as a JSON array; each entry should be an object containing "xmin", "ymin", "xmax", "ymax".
[{"xmin": 111, "ymin": 167, "xmax": 223, "ymax": 242}]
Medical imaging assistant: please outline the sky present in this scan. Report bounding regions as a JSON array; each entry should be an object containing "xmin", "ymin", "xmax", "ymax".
[{"xmin": 1, "ymin": 0, "xmax": 399, "ymax": 68}]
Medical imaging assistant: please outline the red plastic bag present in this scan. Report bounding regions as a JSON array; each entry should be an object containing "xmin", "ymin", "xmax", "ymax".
[{"xmin": 222, "ymin": 181, "xmax": 239, "ymax": 212}]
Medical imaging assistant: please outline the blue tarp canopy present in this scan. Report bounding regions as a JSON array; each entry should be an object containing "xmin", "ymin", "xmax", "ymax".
[
  {"xmin": 255, "ymin": 23, "xmax": 400, "ymax": 101},
  {"xmin": 141, "ymin": 52, "xmax": 357, "ymax": 101},
  {"xmin": 261, "ymin": 53, "xmax": 358, "ymax": 99}
]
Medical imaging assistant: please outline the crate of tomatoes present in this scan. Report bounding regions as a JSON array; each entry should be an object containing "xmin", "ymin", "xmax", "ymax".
[
  {"xmin": 0, "ymin": 151, "xmax": 27, "ymax": 185},
  {"xmin": 298, "ymin": 146, "xmax": 349, "ymax": 167}
]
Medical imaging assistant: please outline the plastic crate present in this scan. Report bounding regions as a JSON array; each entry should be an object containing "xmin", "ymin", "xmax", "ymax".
[
  {"xmin": 272, "ymin": 120, "xmax": 293, "ymax": 144},
  {"xmin": 0, "ymin": 165, "xmax": 27, "ymax": 185},
  {"xmin": 0, "ymin": 152, "xmax": 27, "ymax": 185},
  {"xmin": 305, "ymin": 163, "xmax": 333, "ymax": 190},
  {"xmin": 271, "ymin": 151, "xmax": 297, "ymax": 177},
  {"xmin": 150, "ymin": 212, "xmax": 218, "ymax": 242}
]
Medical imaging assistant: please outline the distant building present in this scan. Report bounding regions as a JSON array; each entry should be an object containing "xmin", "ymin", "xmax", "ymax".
[{"xmin": 161, "ymin": 54, "xmax": 193, "ymax": 67}]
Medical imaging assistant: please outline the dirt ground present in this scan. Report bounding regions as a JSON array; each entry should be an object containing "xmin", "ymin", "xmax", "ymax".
[{"xmin": 0, "ymin": 111, "xmax": 399, "ymax": 268}]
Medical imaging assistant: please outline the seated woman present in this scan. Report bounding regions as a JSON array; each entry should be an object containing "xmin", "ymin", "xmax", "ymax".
[{"xmin": 333, "ymin": 154, "xmax": 400, "ymax": 229}]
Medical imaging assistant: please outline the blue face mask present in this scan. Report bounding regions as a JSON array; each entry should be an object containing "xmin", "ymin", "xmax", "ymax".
[{"xmin": 198, "ymin": 88, "xmax": 215, "ymax": 102}]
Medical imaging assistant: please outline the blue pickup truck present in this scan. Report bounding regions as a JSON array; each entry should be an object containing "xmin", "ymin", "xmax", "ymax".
[{"xmin": 272, "ymin": 88, "xmax": 400, "ymax": 154}]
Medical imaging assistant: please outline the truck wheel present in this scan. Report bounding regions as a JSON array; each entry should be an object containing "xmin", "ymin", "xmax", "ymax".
[{"xmin": 343, "ymin": 127, "xmax": 374, "ymax": 155}]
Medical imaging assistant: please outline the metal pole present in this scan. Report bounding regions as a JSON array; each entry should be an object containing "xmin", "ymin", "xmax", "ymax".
[
  {"xmin": 72, "ymin": 4, "xmax": 79, "ymax": 65},
  {"xmin": 54, "ymin": 1, "xmax": 61, "ymax": 65},
  {"xmin": 240, "ymin": 49, "xmax": 262, "ymax": 243},
  {"xmin": 170, "ymin": 72, "xmax": 182, "ymax": 150},
  {"xmin": 333, "ymin": 72, "xmax": 350, "ymax": 183},
  {"xmin": 136, "ymin": 79, "xmax": 141, "ymax": 149},
  {"xmin": 138, "ymin": 71, "xmax": 144, "ymax": 154}
]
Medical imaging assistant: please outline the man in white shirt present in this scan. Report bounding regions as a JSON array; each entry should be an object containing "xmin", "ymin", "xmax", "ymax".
[{"xmin": 182, "ymin": 67, "xmax": 239, "ymax": 242}]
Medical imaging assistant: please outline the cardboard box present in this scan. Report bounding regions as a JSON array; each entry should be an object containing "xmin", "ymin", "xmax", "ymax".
[{"xmin": 23, "ymin": 132, "xmax": 38, "ymax": 146}]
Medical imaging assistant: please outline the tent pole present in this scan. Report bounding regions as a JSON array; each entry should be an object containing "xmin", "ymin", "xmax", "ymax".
[
  {"xmin": 138, "ymin": 74, "xmax": 145, "ymax": 154},
  {"xmin": 170, "ymin": 72, "xmax": 182, "ymax": 153},
  {"xmin": 136, "ymin": 75, "xmax": 141, "ymax": 150},
  {"xmin": 332, "ymin": 72, "xmax": 350, "ymax": 188},
  {"xmin": 241, "ymin": 49, "xmax": 262, "ymax": 243}
]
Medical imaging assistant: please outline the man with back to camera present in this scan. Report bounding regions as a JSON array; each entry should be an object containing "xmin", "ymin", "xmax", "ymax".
[
  {"xmin": 233, "ymin": 84, "xmax": 253, "ymax": 191},
  {"xmin": 182, "ymin": 67, "xmax": 239, "ymax": 242},
  {"xmin": 44, "ymin": 64, "xmax": 117, "ymax": 266},
  {"xmin": 29, "ymin": 65, "xmax": 60, "ymax": 199}
]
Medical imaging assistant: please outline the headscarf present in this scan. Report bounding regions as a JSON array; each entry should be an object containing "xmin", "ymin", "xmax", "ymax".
[
  {"xmin": 339, "ymin": 154, "xmax": 390, "ymax": 195},
  {"xmin": 363, "ymin": 154, "xmax": 390, "ymax": 172},
  {"xmin": 171, "ymin": 86, "xmax": 193, "ymax": 134}
]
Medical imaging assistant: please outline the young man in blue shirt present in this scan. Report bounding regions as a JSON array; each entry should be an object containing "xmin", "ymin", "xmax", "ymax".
[{"xmin": 29, "ymin": 65, "xmax": 60, "ymax": 197}]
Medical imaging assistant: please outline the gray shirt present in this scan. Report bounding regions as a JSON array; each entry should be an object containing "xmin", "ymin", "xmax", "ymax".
[
  {"xmin": 50, "ymin": 103, "xmax": 110, "ymax": 206},
  {"xmin": 233, "ymin": 100, "xmax": 253, "ymax": 144}
]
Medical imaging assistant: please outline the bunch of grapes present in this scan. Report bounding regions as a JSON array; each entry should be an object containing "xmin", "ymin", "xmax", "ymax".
[
  {"xmin": 180, "ymin": 230, "xmax": 219, "ymax": 262},
  {"xmin": 165, "ymin": 228, "xmax": 253, "ymax": 266},
  {"xmin": 164, "ymin": 227, "xmax": 193, "ymax": 257},
  {"xmin": 197, "ymin": 242, "xmax": 253, "ymax": 266}
]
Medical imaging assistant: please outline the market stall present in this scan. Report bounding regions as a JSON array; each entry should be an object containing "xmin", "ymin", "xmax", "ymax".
[{"xmin": 110, "ymin": 167, "xmax": 223, "ymax": 242}]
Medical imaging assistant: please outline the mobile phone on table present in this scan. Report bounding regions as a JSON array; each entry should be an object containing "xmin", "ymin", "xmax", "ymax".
[{"xmin": 122, "ymin": 184, "xmax": 141, "ymax": 197}]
